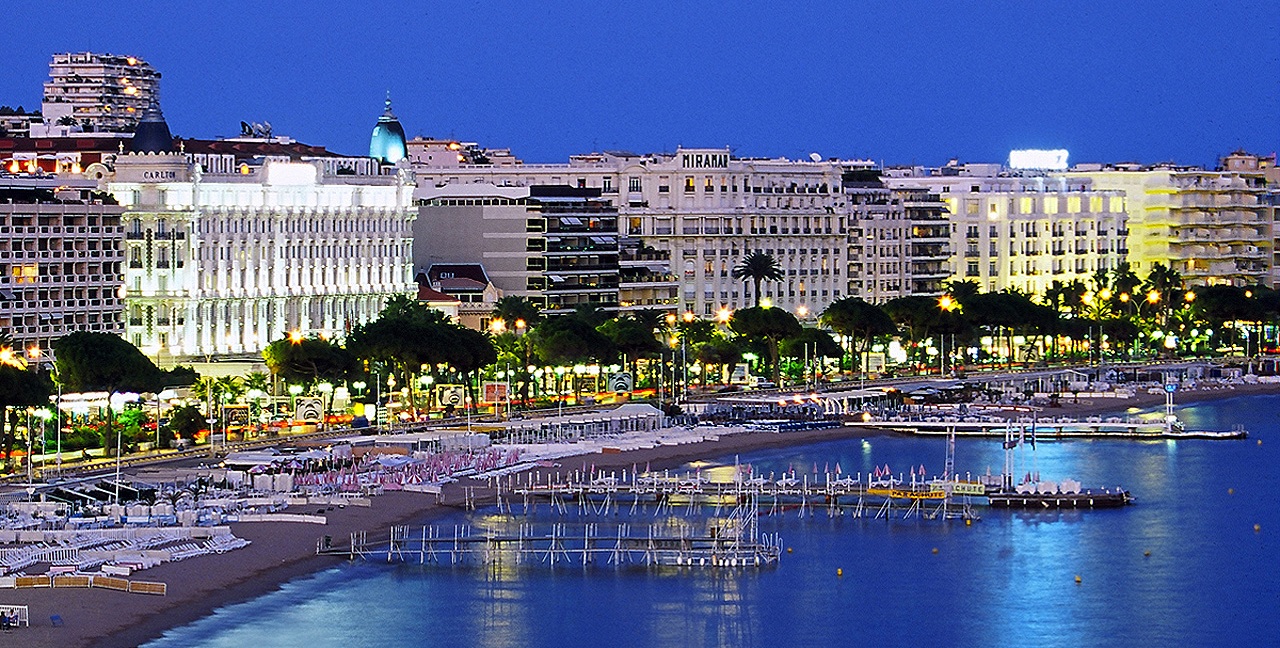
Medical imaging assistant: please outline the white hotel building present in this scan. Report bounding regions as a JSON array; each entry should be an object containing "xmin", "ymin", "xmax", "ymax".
[
  {"xmin": 413, "ymin": 147, "xmax": 949, "ymax": 318},
  {"xmin": 107, "ymin": 147, "xmax": 415, "ymax": 362},
  {"xmin": 885, "ymin": 163, "xmax": 1128, "ymax": 298}
]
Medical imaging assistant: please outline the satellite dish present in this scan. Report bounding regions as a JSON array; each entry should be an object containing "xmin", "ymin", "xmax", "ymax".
[{"xmin": 809, "ymin": 152, "xmax": 822, "ymax": 162}]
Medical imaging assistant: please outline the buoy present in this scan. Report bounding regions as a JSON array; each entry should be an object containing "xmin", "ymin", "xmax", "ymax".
[
  {"xmin": 1255, "ymin": 524, "xmax": 1262, "ymax": 533},
  {"xmin": 1228, "ymin": 488, "xmax": 1234, "ymax": 495},
  {"xmin": 932, "ymin": 547, "xmax": 939, "ymax": 554},
  {"xmin": 836, "ymin": 568, "xmax": 843, "ymax": 577},
  {"xmin": 1257, "ymin": 439, "xmax": 1262, "ymax": 446},
  {"xmin": 965, "ymin": 519, "xmax": 972, "ymax": 526},
  {"xmin": 1074, "ymin": 575, "xmax": 1082, "ymax": 584},
  {"xmin": 787, "ymin": 547, "xmax": 793, "ymax": 553},
  {"xmin": 1143, "ymin": 550, "xmax": 1151, "ymax": 557}
]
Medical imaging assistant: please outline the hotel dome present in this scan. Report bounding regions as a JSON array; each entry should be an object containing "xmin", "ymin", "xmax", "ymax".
[
  {"xmin": 130, "ymin": 101, "xmax": 173, "ymax": 153},
  {"xmin": 369, "ymin": 95, "xmax": 407, "ymax": 164}
]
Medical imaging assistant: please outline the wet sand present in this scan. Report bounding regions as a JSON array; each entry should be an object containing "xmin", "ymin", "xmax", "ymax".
[{"xmin": 7, "ymin": 381, "xmax": 1276, "ymax": 647}]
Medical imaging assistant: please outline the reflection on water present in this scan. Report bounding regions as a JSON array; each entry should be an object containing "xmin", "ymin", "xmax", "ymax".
[{"xmin": 147, "ymin": 396, "xmax": 1278, "ymax": 647}]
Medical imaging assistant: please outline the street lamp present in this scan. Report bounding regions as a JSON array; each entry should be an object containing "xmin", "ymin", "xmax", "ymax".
[{"xmin": 288, "ymin": 384, "xmax": 303, "ymax": 421}]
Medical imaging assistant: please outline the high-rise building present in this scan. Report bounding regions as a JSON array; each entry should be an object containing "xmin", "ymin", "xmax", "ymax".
[
  {"xmin": 106, "ymin": 108, "xmax": 416, "ymax": 363},
  {"xmin": 1061, "ymin": 162, "xmax": 1269, "ymax": 287},
  {"xmin": 885, "ymin": 163, "xmax": 1127, "ymax": 297},
  {"xmin": 42, "ymin": 52, "xmax": 160, "ymax": 134},
  {"xmin": 0, "ymin": 177, "xmax": 125, "ymax": 354}
]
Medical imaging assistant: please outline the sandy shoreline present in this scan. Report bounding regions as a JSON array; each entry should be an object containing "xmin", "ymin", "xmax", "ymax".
[{"xmin": 6, "ymin": 382, "xmax": 1275, "ymax": 647}]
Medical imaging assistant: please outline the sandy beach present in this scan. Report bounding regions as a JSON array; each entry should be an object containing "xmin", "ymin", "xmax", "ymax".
[{"xmin": 5, "ymin": 381, "xmax": 1275, "ymax": 648}]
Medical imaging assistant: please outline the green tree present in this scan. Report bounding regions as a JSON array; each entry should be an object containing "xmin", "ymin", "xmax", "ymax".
[
  {"xmin": 731, "ymin": 252, "xmax": 785, "ymax": 307},
  {"xmin": 730, "ymin": 306, "xmax": 802, "ymax": 383},
  {"xmin": 164, "ymin": 404, "xmax": 205, "ymax": 448},
  {"xmin": 53, "ymin": 332, "xmax": 162, "ymax": 459},
  {"xmin": 599, "ymin": 315, "xmax": 666, "ymax": 386},
  {"xmin": 491, "ymin": 296, "xmax": 543, "ymax": 331},
  {"xmin": 0, "ymin": 363, "xmax": 53, "ymax": 471},
  {"xmin": 820, "ymin": 297, "xmax": 896, "ymax": 376},
  {"xmin": 262, "ymin": 336, "xmax": 358, "ymax": 387}
]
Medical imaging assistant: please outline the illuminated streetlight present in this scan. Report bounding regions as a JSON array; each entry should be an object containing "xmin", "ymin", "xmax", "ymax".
[
  {"xmin": 289, "ymin": 329, "xmax": 303, "ymax": 344},
  {"xmin": 716, "ymin": 307, "xmax": 732, "ymax": 323},
  {"xmin": 796, "ymin": 305, "xmax": 809, "ymax": 318},
  {"xmin": 490, "ymin": 318, "xmax": 506, "ymax": 335}
]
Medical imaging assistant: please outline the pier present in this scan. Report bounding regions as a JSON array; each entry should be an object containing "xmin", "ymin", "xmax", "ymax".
[{"xmin": 319, "ymin": 499, "xmax": 783, "ymax": 568}]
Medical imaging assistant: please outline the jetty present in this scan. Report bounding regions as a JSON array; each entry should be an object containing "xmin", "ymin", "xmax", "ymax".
[{"xmin": 319, "ymin": 498, "xmax": 783, "ymax": 569}]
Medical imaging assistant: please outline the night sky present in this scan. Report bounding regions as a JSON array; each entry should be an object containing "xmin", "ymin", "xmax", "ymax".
[{"xmin": 4, "ymin": 1, "xmax": 1276, "ymax": 166}]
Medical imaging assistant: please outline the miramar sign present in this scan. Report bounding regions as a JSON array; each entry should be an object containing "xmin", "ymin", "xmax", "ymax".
[{"xmin": 680, "ymin": 151, "xmax": 729, "ymax": 169}]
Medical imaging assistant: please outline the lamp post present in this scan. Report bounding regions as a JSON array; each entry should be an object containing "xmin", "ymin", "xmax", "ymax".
[{"xmin": 34, "ymin": 408, "xmax": 51, "ymax": 479}]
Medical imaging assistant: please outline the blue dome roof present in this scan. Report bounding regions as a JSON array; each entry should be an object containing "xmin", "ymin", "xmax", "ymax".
[
  {"xmin": 369, "ymin": 95, "xmax": 407, "ymax": 164},
  {"xmin": 131, "ymin": 101, "xmax": 173, "ymax": 153}
]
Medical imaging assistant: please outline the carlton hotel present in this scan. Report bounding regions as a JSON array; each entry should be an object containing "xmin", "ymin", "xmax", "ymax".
[{"xmin": 105, "ymin": 104, "xmax": 415, "ymax": 363}]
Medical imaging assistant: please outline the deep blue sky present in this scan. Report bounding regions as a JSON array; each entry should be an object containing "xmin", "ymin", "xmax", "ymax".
[{"xmin": 4, "ymin": 1, "xmax": 1276, "ymax": 167}]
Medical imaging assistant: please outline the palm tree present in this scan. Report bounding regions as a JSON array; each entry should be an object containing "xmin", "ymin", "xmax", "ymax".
[{"xmin": 732, "ymin": 252, "xmax": 785, "ymax": 307}]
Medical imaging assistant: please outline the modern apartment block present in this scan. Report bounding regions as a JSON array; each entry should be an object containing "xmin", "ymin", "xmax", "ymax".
[
  {"xmin": 105, "ymin": 112, "xmax": 416, "ymax": 363},
  {"xmin": 1062, "ymin": 161, "xmax": 1270, "ymax": 287},
  {"xmin": 413, "ymin": 147, "xmax": 947, "ymax": 318},
  {"xmin": 415, "ymin": 184, "xmax": 623, "ymax": 314},
  {"xmin": 844, "ymin": 171, "xmax": 951, "ymax": 302},
  {"xmin": 0, "ymin": 177, "xmax": 125, "ymax": 353},
  {"xmin": 885, "ymin": 164, "xmax": 1128, "ymax": 297},
  {"xmin": 42, "ymin": 52, "xmax": 160, "ymax": 134}
]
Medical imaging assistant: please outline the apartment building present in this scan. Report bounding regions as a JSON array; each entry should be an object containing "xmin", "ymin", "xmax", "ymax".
[
  {"xmin": 0, "ymin": 177, "xmax": 125, "ymax": 352},
  {"xmin": 415, "ymin": 184, "xmax": 624, "ymax": 314},
  {"xmin": 414, "ymin": 147, "xmax": 948, "ymax": 318},
  {"xmin": 42, "ymin": 52, "xmax": 160, "ymax": 134},
  {"xmin": 1062, "ymin": 162, "xmax": 1269, "ymax": 287}
]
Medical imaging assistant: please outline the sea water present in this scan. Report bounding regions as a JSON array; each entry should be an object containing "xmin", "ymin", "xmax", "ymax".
[{"xmin": 145, "ymin": 395, "xmax": 1278, "ymax": 647}]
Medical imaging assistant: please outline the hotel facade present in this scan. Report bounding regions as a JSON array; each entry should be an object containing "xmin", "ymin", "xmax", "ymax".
[
  {"xmin": 884, "ymin": 164, "xmax": 1129, "ymax": 297},
  {"xmin": 107, "ymin": 147, "xmax": 416, "ymax": 363},
  {"xmin": 414, "ymin": 147, "xmax": 950, "ymax": 319}
]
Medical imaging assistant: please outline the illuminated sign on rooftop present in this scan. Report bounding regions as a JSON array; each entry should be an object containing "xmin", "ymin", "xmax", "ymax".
[{"xmin": 1009, "ymin": 149, "xmax": 1069, "ymax": 170}]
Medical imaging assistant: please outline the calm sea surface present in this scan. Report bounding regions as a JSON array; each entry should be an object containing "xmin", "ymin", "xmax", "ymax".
[{"xmin": 145, "ymin": 395, "xmax": 1277, "ymax": 647}]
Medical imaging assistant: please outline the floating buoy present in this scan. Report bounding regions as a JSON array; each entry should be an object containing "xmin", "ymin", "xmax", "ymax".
[
  {"xmin": 965, "ymin": 519, "xmax": 972, "ymax": 526},
  {"xmin": 1143, "ymin": 550, "xmax": 1151, "ymax": 557},
  {"xmin": 836, "ymin": 568, "xmax": 843, "ymax": 577},
  {"xmin": 787, "ymin": 547, "xmax": 793, "ymax": 554},
  {"xmin": 1074, "ymin": 575, "xmax": 1082, "ymax": 584},
  {"xmin": 1255, "ymin": 524, "xmax": 1262, "ymax": 533},
  {"xmin": 932, "ymin": 547, "xmax": 939, "ymax": 554},
  {"xmin": 1228, "ymin": 488, "xmax": 1235, "ymax": 495},
  {"xmin": 1257, "ymin": 440, "xmax": 1262, "ymax": 446}
]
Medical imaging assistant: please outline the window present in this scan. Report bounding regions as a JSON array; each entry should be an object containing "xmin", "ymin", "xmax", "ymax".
[
  {"xmin": 629, "ymin": 177, "xmax": 641, "ymax": 192},
  {"xmin": 684, "ymin": 176, "xmax": 695, "ymax": 192}
]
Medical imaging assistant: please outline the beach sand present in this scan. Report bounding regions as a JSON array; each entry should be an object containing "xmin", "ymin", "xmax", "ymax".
[{"xmin": 6, "ymin": 382, "xmax": 1274, "ymax": 647}]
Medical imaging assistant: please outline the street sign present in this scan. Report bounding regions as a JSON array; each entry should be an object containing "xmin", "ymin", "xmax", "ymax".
[
  {"xmin": 482, "ymin": 382, "xmax": 509, "ymax": 403},
  {"xmin": 1164, "ymin": 383, "xmax": 1178, "ymax": 393},
  {"xmin": 224, "ymin": 405, "xmax": 250, "ymax": 427},
  {"xmin": 610, "ymin": 372, "xmax": 634, "ymax": 393}
]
